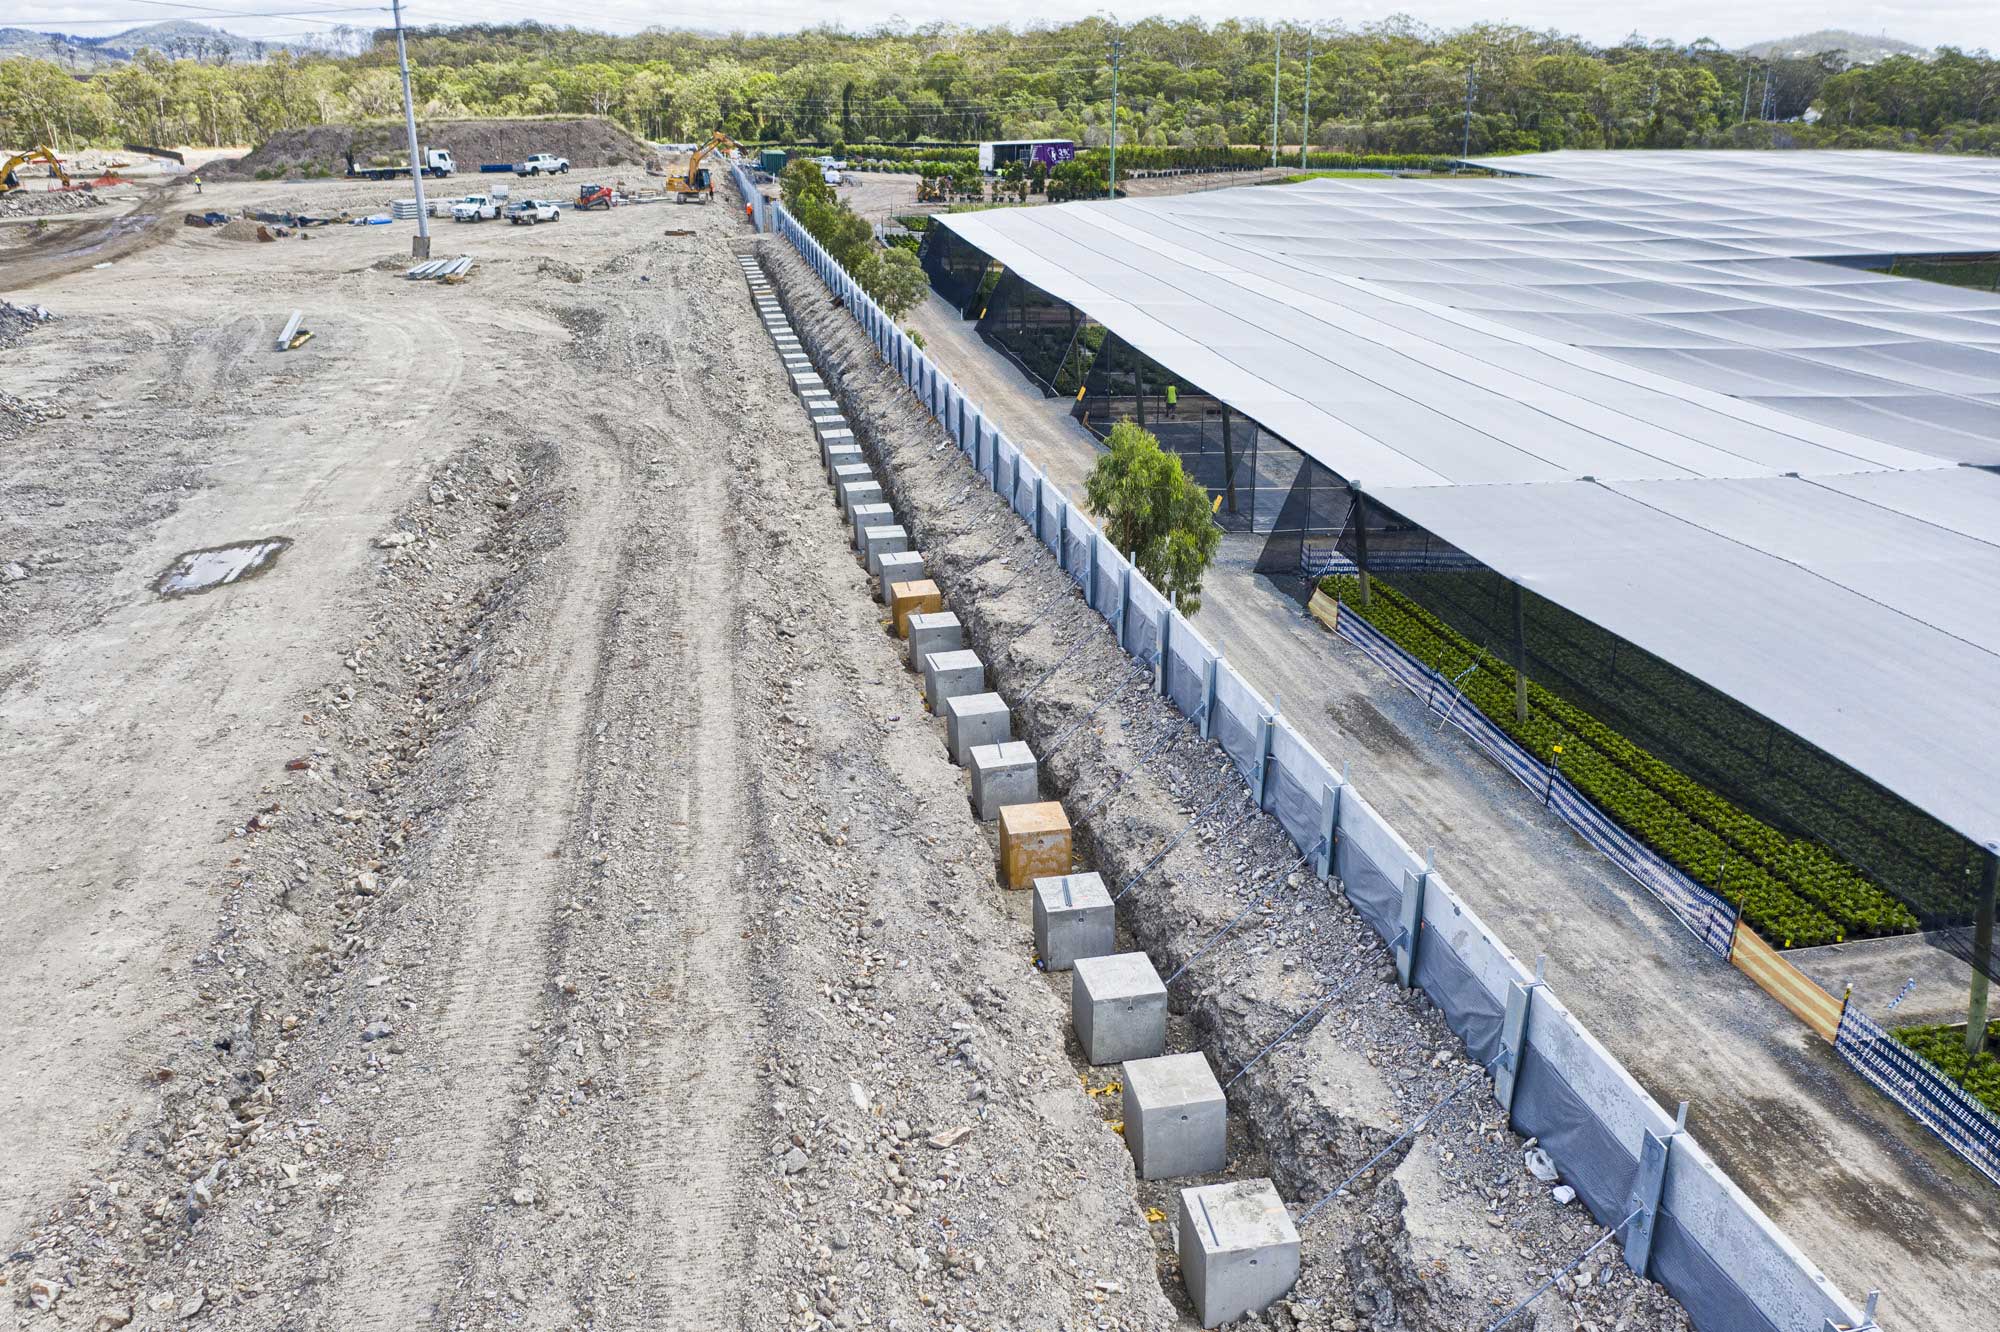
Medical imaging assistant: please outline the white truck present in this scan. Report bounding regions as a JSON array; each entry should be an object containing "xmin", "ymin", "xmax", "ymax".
[
  {"xmin": 516, "ymin": 153, "xmax": 571, "ymax": 177},
  {"xmin": 507, "ymin": 198, "xmax": 562, "ymax": 225},
  {"xmin": 449, "ymin": 189, "xmax": 507, "ymax": 222},
  {"xmin": 346, "ymin": 147, "xmax": 455, "ymax": 180}
]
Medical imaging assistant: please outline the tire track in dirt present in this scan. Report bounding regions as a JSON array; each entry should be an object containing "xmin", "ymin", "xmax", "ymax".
[{"xmin": 313, "ymin": 435, "xmax": 633, "ymax": 1331}]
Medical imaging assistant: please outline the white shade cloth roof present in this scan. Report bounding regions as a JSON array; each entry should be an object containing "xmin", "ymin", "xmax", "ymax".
[{"xmin": 936, "ymin": 151, "xmax": 2000, "ymax": 846}]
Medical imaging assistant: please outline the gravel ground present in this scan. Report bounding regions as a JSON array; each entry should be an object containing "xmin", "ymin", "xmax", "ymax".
[
  {"xmin": 762, "ymin": 241, "xmax": 1701, "ymax": 1332},
  {"xmin": 2, "ymin": 187, "xmax": 1171, "ymax": 1330}
]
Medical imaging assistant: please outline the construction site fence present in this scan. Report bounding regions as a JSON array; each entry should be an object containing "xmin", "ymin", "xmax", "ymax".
[
  {"xmin": 1835, "ymin": 1007, "xmax": 2000, "ymax": 1189},
  {"xmin": 768, "ymin": 201, "xmax": 1871, "ymax": 1332}
]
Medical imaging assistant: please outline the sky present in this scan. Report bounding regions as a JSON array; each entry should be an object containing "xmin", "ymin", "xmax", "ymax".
[{"xmin": 11, "ymin": 0, "xmax": 1999, "ymax": 52}]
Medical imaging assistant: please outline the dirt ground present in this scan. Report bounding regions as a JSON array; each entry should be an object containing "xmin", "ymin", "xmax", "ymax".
[
  {"xmin": 898, "ymin": 289, "xmax": 2000, "ymax": 1332},
  {"xmin": 0, "ymin": 178, "xmax": 1172, "ymax": 1330}
]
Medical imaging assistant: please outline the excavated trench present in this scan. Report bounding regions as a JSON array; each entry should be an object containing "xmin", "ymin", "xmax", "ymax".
[{"xmin": 761, "ymin": 240, "xmax": 1699, "ymax": 1332}]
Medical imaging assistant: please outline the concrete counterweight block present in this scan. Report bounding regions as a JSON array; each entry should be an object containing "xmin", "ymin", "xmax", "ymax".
[
  {"xmin": 818, "ymin": 426, "xmax": 856, "ymax": 455},
  {"xmin": 801, "ymin": 391, "xmax": 836, "ymax": 413},
  {"xmin": 863, "ymin": 524, "xmax": 910, "ymax": 576},
  {"xmin": 889, "ymin": 579, "xmax": 943, "ymax": 637},
  {"xmin": 922, "ymin": 647, "xmax": 984, "ymax": 714},
  {"xmin": 791, "ymin": 370, "xmax": 825, "ymax": 394},
  {"xmin": 1032, "ymin": 871, "xmax": 1113, "ymax": 970},
  {"xmin": 1176, "ymin": 1180, "xmax": 1300, "ymax": 1329},
  {"xmin": 840, "ymin": 481, "xmax": 885, "ymax": 524},
  {"xmin": 907, "ymin": 612, "xmax": 963, "ymax": 673},
  {"xmin": 825, "ymin": 443, "xmax": 864, "ymax": 481},
  {"xmin": 877, "ymin": 551, "xmax": 925, "ymax": 603},
  {"xmin": 969, "ymin": 740, "xmax": 1038, "ymax": 822},
  {"xmin": 830, "ymin": 464, "xmax": 872, "ymax": 506},
  {"xmin": 1071, "ymin": 951, "xmax": 1165, "ymax": 1063},
  {"xmin": 850, "ymin": 504, "xmax": 894, "ymax": 551},
  {"xmin": 1123, "ymin": 1052, "xmax": 1226, "ymax": 1180},
  {"xmin": 945, "ymin": 692, "xmax": 1010, "ymax": 765},
  {"xmin": 998, "ymin": 800, "xmax": 1072, "ymax": 891}
]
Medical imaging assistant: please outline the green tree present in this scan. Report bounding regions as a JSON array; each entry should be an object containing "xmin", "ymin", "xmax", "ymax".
[
  {"xmin": 862, "ymin": 247, "xmax": 928, "ymax": 319},
  {"xmin": 1084, "ymin": 422, "xmax": 1221, "ymax": 615}
]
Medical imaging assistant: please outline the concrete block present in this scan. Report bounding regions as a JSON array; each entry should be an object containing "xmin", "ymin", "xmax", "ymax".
[
  {"xmin": 790, "ymin": 370, "xmax": 825, "ymax": 393},
  {"xmin": 831, "ymin": 463, "xmax": 872, "ymax": 504},
  {"xmin": 889, "ymin": 579, "xmax": 942, "ymax": 637},
  {"xmin": 824, "ymin": 443, "xmax": 864, "ymax": 480},
  {"xmin": 811, "ymin": 414, "xmax": 848, "ymax": 437},
  {"xmin": 1176, "ymin": 1180, "xmax": 1299, "ymax": 1328},
  {"xmin": 999, "ymin": 800, "xmax": 1071, "ymax": 891},
  {"xmin": 969, "ymin": 740, "xmax": 1038, "ymax": 821},
  {"xmin": 907, "ymin": 613, "xmax": 964, "ymax": 674},
  {"xmin": 863, "ymin": 524, "xmax": 910, "ymax": 575},
  {"xmin": 801, "ymin": 391, "xmax": 836, "ymax": 411},
  {"xmin": 850, "ymin": 504, "xmax": 894, "ymax": 551},
  {"xmin": 841, "ymin": 481, "xmax": 886, "ymax": 525},
  {"xmin": 1032, "ymin": 871, "xmax": 1113, "ymax": 970},
  {"xmin": 922, "ymin": 647, "xmax": 984, "ymax": 714},
  {"xmin": 1070, "ymin": 951, "xmax": 1164, "ymax": 1063},
  {"xmin": 945, "ymin": 692, "xmax": 1010, "ymax": 765},
  {"xmin": 1123, "ymin": 1052, "xmax": 1226, "ymax": 1180},
  {"xmin": 877, "ymin": 551, "xmax": 925, "ymax": 602},
  {"xmin": 818, "ymin": 427, "xmax": 856, "ymax": 452}
]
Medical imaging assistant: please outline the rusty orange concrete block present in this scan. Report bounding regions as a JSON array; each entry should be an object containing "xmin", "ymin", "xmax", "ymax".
[
  {"xmin": 999, "ymin": 801, "xmax": 1072, "ymax": 890},
  {"xmin": 890, "ymin": 579, "xmax": 943, "ymax": 638}
]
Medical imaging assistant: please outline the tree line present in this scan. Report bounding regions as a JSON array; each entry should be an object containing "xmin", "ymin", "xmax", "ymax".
[{"xmin": 4, "ymin": 18, "xmax": 2000, "ymax": 157}]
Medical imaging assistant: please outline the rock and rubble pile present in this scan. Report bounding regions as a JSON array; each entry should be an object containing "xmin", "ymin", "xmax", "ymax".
[{"xmin": 0, "ymin": 188, "xmax": 108, "ymax": 219}]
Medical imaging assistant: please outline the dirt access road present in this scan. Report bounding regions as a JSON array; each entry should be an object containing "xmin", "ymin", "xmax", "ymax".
[
  {"xmin": 901, "ymin": 287, "xmax": 2000, "ymax": 1331},
  {"xmin": 0, "ymin": 180, "xmax": 1168, "ymax": 1329}
]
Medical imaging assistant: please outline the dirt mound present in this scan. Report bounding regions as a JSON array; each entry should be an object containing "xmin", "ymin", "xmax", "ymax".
[{"xmin": 216, "ymin": 118, "xmax": 660, "ymax": 180}]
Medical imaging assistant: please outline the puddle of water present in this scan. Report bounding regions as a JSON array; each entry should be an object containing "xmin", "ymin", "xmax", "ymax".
[{"xmin": 154, "ymin": 537, "xmax": 293, "ymax": 598}]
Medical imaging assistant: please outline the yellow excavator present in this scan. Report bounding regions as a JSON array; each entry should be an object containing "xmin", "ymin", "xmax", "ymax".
[
  {"xmin": 1, "ymin": 145, "xmax": 72, "ymax": 193},
  {"xmin": 665, "ymin": 132, "xmax": 744, "ymax": 203}
]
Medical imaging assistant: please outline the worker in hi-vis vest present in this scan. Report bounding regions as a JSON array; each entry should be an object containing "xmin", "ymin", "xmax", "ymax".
[{"xmin": 1164, "ymin": 383, "xmax": 1178, "ymax": 418}]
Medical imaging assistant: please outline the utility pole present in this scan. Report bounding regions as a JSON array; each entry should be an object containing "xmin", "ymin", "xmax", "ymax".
[
  {"xmin": 391, "ymin": 0, "xmax": 429, "ymax": 260},
  {"xmin": 1270, "ymin": 29, "xmax": 1282, "ymax": 168},
  {"xmin": 1461, "ymin": 63, "xmax": 1476, "ymax": 161},
  {"xmin": 1300, "ymin": 27, "xmax": 1314, "ymax": 169},
  {"xmin": 1107, "ymin": 36, "xmax": 1122, "ymax": 200},
  {"xmin": 1968, "ymin": 847, "xmax": 1997, "ymax": 1061}
]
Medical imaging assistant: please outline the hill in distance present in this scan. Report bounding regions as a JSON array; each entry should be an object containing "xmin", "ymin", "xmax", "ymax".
[
  {"xmin": 0, "ymin": 19, "xmax": 317, "ymax": 68},
  {"xmin": 1740, "ymin": 29, "xmax": 1931, "ymax": 64}
]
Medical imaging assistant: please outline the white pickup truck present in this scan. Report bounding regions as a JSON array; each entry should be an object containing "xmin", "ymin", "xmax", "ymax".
[
  {"xmin": 507, "ymin": 198, "xmax": 562, "ymax": 225},
  {"xmin": 449, "ymin": 192, "xmax": 506, "ymax": 222},
  {"xmin": 516, "ymin": 153, "xmax": 571, "ymax": 177}
]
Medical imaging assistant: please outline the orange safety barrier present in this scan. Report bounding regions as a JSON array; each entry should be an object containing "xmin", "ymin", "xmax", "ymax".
[{"xmin": 1730, "ymin": 924, "xmax": 1845, "ymax": 1043}]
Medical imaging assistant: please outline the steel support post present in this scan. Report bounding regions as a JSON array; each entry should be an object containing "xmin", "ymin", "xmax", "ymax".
[
  {"xmin": 1621, "ymin": 1102, "xmax": 1685, "ymax": 1277},
  {"xmin": 1395, "ymin": 865, "xmax": 1428, "ymax": 988},
  {"xmin": 1200, "ymin": 655, "xmax": 1219, "ymax": 739},
  {"xmin": 1352, "ymin": 486, "xmax": 1372, "ymax": 609},
  {"xmin": 1253, "ymin": 711, "xmax": 1276, "ymax": 810},
  {"xmin": 1156, "ymin": 600, "xmax": 1173, "ymax": 696},
  {"xmin": 1494, "ymin": 957, "xmax": 1546, "ymax": 1119},
  {"xmin": 1315, "ymin": 781, "xmax": 1343, "ymax": 879}
]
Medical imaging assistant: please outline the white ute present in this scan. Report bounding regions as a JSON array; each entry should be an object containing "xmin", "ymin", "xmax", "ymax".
[
  {"xmin": 508, "ymin": 198, "xmax": 562, "ymax": 225},
  {"xmin": 517, "ymin": 153, "xmax": 571, "ymax": 177},
  {"xmin": 450, "ymin": 193, "xmax": 504, "ymax": 222}
]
